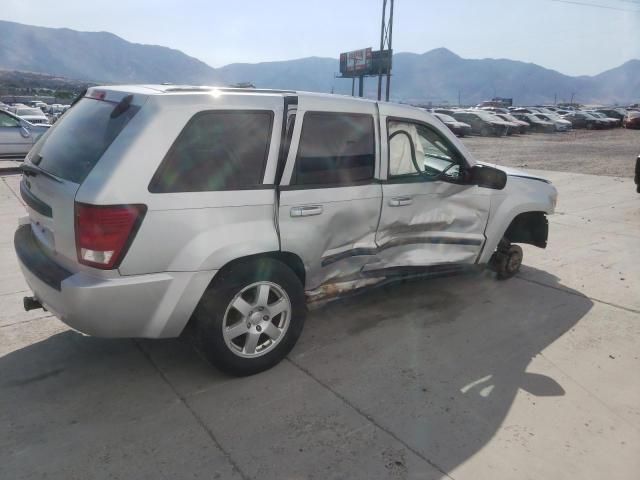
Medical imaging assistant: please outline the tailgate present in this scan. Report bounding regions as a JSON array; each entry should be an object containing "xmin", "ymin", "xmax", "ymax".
[{"xmin": 19, "ymin": 89, "xmax": 147, "ymax": 270}]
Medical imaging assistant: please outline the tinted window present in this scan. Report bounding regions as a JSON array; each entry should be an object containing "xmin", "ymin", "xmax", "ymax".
[
  {"xmin": 150, "ymin": 111, "xmax": 273, "ymax": 193},
  {"xmin": 292, "ymin": 112, "xmax": 375, "ymax": 186},
  {"xmin": 31, "ymin": 97, "xmax": 140, "ymax": 184}
]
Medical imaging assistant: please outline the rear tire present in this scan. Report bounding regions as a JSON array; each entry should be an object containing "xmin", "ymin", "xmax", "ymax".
[{"xmin": 191, "ymin": 258, "xmax": 306, "ymax": 376}]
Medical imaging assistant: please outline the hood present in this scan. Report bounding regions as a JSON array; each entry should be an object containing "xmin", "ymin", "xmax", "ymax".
[{"xmin": 477, "ymin": 162, "xmax": 551, "ymax": 183}]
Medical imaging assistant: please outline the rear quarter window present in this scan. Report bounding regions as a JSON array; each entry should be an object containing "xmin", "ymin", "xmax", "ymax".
[{"xmin": 149, "ymin": 110, "xmax": 273, "ymax": 193}]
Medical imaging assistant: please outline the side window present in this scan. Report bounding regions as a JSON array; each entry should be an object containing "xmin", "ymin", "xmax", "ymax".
[
  {"xmin": 388, "ymin": 120, "xmax": 463, "ymax": 182},
  {"xmin": 291, "ymin": 112, "xmax": 375, "ymax": 186},
  {"xmin": 0, "ymin": 111, "xmax": 20, "ymax": 128},
  {"xmin": 149, "ymin": 110, "xmax": 273, "ymax": 193}
]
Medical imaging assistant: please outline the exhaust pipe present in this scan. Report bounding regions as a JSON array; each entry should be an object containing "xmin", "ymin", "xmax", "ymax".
[{"xmin": 23, "ymin": 296, "xmax": 44, "ymax": 312}]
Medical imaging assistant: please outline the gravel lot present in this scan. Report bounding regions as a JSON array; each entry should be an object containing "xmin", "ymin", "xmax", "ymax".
[{"xmin": 461, "ymin": 128, "xmax": 640, "ymax": 177}]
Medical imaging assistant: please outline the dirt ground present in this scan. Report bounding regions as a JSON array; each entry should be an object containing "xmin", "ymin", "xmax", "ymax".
[{"xmin": 461, "ymin": 128, "xmax": 640, "ymax": 178}]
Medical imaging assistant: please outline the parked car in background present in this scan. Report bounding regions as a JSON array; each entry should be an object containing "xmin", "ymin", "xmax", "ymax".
[
  {"xmin": 14, "ymin": 107, "xmax": 50, "ymax": 125},
  {"xmin": 487, "ymin": 114, "xmax": 520, "ymax": 135},
  {"xmin": 452, "ymin": 110, "xmax": 510, "ymax": 136},
  {"xmin": 623, "ymin": 111, "xmax": 640, "ymax": 129},
  {"xmin": 596, "ymin": 108, "xmax": 626, "ymax": 122},
  {"xmin": 494, "ymin": 113, "xmax": 529, "ymax": 134},
  {"xmin": 586, "ymin": 111, "xmax": 620, "ymax": 127},
  {"xmin": 534, "ymin": 113, "xmax": 572, "ymax": 132},
  {"xmin": 562, "ymin": 111, "xmax": 607, "ymax": 130},
  {"xmin": 0, "ymin": 109, "xmax": 49, "ymax": 158},
  {"xmin": 14, "ymin": 85, "xmax": 557, "ymax": 375},
  {"xmin": 433, "ymin": 112, "xmax": 472, "ymax": 137},
  {"xmin": 511, "ymin": 113, "xmax": 556, "ymax": 133},
  {"xmin": 28, "ymin": 101, "xmax": 48, "ymax": 110}
]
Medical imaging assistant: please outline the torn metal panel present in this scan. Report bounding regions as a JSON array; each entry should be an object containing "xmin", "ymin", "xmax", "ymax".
[
  {"xmin": 375, "ymin": 182, "xmax": 490, "ymax": 269},
  {"xmin": 305, "ymin": 277, "xmax": 386, "ymax": 305}
]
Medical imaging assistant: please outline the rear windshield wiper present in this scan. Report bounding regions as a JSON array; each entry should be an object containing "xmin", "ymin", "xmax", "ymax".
[
  {"xmin": 110, "ymin": 95, "xmax": 134, "ymax": 119},
  {"xmin": 21, "ymin": 163, "xmax": 62, "ymax": 183}
]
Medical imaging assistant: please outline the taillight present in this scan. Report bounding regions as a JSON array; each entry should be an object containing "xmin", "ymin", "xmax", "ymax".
[{"xmin": 75, "ymin": 203, "xmax": 146, "ymax": 269}]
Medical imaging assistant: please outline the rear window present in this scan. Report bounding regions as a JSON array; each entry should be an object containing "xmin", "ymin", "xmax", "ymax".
[
  {"xmin": 291, "ymin": 112, "xmax": 375, "ymax": 187},
  {"xmin": 31, "ymin": 97, "xmax": 140, "ymax": 184},
  {"xmin": 149, "ymin": 110, "xmax": 273, "ymax": 193}
]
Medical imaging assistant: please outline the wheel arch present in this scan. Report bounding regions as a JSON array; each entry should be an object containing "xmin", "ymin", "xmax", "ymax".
[
  {"xmin": 181, "ymin": 250, "xmax": 306, "ymax": 338},
  {"xmin": 209, "ymin": 251, "xmax": 306, "ymax": 290},
  {"xmin": 503, "ymin": 211, "xmax": 549, "ymax": 248}
]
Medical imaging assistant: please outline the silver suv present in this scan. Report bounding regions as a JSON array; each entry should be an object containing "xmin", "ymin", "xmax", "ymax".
[{"xmin": 15, "ymin": 86, "xmax": 557, "ymax": 375}]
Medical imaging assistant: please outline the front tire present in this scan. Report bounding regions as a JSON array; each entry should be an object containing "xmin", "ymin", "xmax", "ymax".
[
  {"xmin": 192, "ymin": 258, "xmax": 306, "ymax": 376},
  {"xmin": 494, "ymin": 245, "xmax": 523, "ymax": 280}
]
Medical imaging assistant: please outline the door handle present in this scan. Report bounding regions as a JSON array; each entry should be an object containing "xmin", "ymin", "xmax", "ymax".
[
  {"xmin": 388, "ymin": 197, "xmax": 413, "ymax": 207},
  {"xmin": 290, "ymin": 205, "xmax": 323, "ymax": 217}
]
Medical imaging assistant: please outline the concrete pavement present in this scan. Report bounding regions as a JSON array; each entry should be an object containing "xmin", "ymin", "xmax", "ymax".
[{"xmin": 1, "ymin": 170, "xmax": 638, "ymax": 479}]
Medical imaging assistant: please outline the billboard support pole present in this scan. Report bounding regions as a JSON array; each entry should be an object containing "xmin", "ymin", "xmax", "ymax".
[
  {"xmin": 377, "ymin": 0, "xmax": 387, "ymax": 101},
  {"xmin": 385, "ymin": 0, "xmax": 394, "ymax": 102}
]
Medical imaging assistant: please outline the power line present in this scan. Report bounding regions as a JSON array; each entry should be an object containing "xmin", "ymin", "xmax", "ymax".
[{"xmin": 542, "ymin": 0, "xmax": 640, "ymax": 12}]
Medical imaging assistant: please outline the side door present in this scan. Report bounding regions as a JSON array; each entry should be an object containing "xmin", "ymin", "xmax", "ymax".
[
  {"xmin": 368, "ymin": 106, "xmax": 491, "ymax": 273},
  {"xmin": 0, "ymin": 110, "xmax": 32, "ymax": 157},
  {"xmin": 278, "ymin": 97, "xmax": 382, "ymax": 290}
]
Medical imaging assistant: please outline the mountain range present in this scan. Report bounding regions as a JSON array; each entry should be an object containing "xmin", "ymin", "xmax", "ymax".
[{"xmin": 0, "ymin": 19, "xmax": 638, "ymax": 105}]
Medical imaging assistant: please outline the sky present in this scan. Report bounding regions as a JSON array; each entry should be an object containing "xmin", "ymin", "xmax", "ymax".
[{"xmin": 2, "ymin": 0, "xmax": 639, "ymax": 76}]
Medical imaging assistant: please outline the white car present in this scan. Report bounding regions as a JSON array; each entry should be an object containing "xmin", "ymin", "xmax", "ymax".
[
  {"xmin": 15, "ymin": 86, "xmax": 557, "ymax": 375},
  {"xmin": 534, "ymin": 113, "xmax": 572, "ymax": 132},
  {"xmin": 14, "ymin": 107, "xmax": 50, "ymax": 125},
  {"xmin": 0, "ymin": 109, "xmax": 50, "ymax": 158}
]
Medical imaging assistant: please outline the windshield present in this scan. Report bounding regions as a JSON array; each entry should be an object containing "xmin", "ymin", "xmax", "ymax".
[
  {"xmin": 16, "ymin": 108, "xmax": 43, "ymax": 116},
  {"xmin": 434, "ymin": 113, "xmax": 456, "ymax": 122},
  {"xmin": 29, "ymin": 97, "xmax": 140, "ymax": 183},
  {"xmin": 474, "ymin": 111, "xmax": 501, "ymax": 121}
]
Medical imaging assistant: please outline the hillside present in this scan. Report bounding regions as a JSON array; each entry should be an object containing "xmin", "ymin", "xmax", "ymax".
[
  {"xmin": 0, "ymin": 20, "xmax": 638, "ymax": 105},
  {"xmin": 0, "ymin": 20, "xmax": 217, "ymax": 84}
]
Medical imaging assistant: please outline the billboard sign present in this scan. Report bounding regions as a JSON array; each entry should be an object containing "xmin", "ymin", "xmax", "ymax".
[{"xmin": 340, "ymin": 48, "xmax": 373, "ymax": 76}]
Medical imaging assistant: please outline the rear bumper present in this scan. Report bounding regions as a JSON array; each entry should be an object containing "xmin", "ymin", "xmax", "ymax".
[{"xmin": 14, "ymin": 224, "xmax": 215, "ymax": 338}]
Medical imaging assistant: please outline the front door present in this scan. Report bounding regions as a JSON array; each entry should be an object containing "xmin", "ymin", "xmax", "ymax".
[
  {"xmin": 278, "ymin": 97, "xmax": 382, "ymax": 290},
  {"xmin": 369, "ymin": 108, "xmax": 490, "ymax": 273}
]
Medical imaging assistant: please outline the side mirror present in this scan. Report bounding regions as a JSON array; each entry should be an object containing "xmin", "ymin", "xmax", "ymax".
[{"xmin": 467, "ymin": 164, "xmax": 507, "ymax": 190}]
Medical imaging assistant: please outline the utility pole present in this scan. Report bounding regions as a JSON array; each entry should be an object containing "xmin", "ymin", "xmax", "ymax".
[
  {"xmin": 458, "ymin": 89, "xmax": 461, "ymax": 107},
  {"xmin": 351, "ymin": 57, "xmax": 357, "ymax": 96},
  {"xmin": 377, "ymin": 0, "xmax": 394, "ymax": 101}
]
